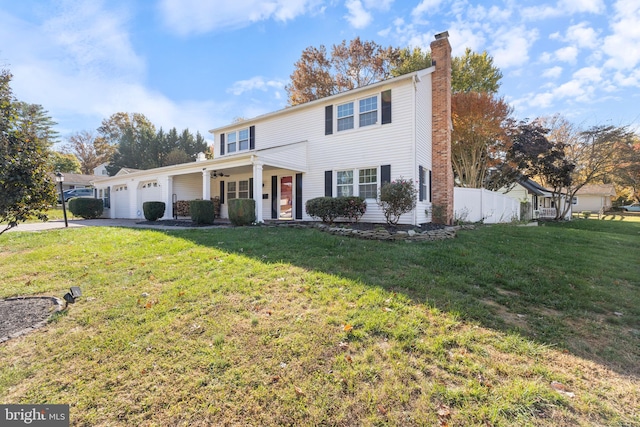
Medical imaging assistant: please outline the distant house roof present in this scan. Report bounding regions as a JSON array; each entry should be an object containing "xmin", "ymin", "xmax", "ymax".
[
  {"xmin": 49, "ymin": 172, "xmax": 96, "ymax": 187},
  {"xmin": 115, "ymin": 168, "xmax": 142, "ymax": 176},
  {"xmin": 518, "ymin": 178, "xmax": 554, "ymax": 197},
  {"xmin": 575, "ymin": 183, "xmax": 616, "ymax": 197}
]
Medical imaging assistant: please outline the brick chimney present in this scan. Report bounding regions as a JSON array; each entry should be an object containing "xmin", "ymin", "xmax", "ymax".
[{"xmin": 430, "ymin": 31, "xmax": 453, "ymax": 225}]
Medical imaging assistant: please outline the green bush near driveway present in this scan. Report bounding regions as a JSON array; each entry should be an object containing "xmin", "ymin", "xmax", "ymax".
[{"xmin": 68, "ymin": 197, "xmax": 103, "ymax": 219}]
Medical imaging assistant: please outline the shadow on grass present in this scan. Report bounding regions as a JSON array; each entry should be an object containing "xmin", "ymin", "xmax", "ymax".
[{"xmin": 167, "ymin": 220, "xmax": 640, "ymax": 378}]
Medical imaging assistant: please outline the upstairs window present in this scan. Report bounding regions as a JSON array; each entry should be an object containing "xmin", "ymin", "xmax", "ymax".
[
  {"xmin": 337, "ymin": 102, "xmax": 354, "ymax": 131},
  {"xmin": 227, "ymin": 132, "xmax": 237, "ymax": 153},
  {"xmin": 239, "ymin": 129, "xmax": 249, "ymax": 151},
  {"xmin": 359, "ymin": 96, "xmax": 378, "ymax": 127}
]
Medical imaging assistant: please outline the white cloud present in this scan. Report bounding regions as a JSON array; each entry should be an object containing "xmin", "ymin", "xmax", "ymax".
[
  {"xmin": 573, "ymin": 66, "xmax": 602, "ymax": 82},
  {"xmin": 411, "ymin": 0, "xmax": 443, "ymax": 19},
  {"xmin": 565, "ymin": 22, "xmax": 599, "ymax": 49},
  {"xmin": 345, "ymin": 0, "xmax": 372, "ymax": 29},
  {"xmin": 522, "ymin": 0, "xmax": 605, "ymax": 20},
  {"xmin": 559, "ymin": 0, "xmax": 605, "ymax": 14},
  {"xmin": 227, "ymin": 76, "xmax": 286, "ymax": 96},
  {"xmin": 490, "ymin": 26, "xmax": 538, "ymax": 69},
  {"xmin": 159, "ymin": 0, "xmax": 321, "ymax": 36},
  {"xmin": 555, "ymin": 46, "xmax": 579, "ymax": 63},
  {"xmin": 542, "ymin": 66, "xmax": 563, "ymax": 79},
  {"xmin": 603, "ymin": 0, "xmax": 640, "ymax": 70}
]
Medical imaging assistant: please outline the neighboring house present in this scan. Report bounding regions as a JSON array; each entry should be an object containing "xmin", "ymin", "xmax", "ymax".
[
  {"xmin": 500, "ymin": 178, "xmax": 572, "ymax": 220},
  {"xmin": 573, "ymin": 184, "xmax": 616, "ymax": 213},
  {"xmin": 92, "ymin": 32, "xmax": 454, "ymax": 225},
  {"xmin": 49, "ymin": 172, "xmax": 95, "ymax": 192},
  {"xmin": 93, "ymin": 163, "xmax": 110, "ymax": 176}
]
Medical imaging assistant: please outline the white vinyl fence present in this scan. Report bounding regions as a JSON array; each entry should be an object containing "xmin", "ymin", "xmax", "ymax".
[{"xmin": 454, "ymin": 188, "xmax": 520, "ymax": 224}]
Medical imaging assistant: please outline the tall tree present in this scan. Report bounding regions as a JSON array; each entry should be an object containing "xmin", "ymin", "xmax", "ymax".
[
  {"xmin": 286, "ymin": 38, "xmax": 399, "ymax": 105},
  {"xmin": 14, "ymin": 101, "xmax": 59, "ymax": 146},
  {"xmin": 65, "ymin": 130, "xmax": 116, "ymax": 174},
  {"xmin": 612, "ymin": 135, "xmax": 640, "ymax": 202},
  {"xmin": 452, "ymin": 48, "xmax": 502, "ymax": 94},
  {"xmin": 0, "ymin": 70, "xmax": 57, "ymax": 234},
  {"xmin": 98, "ymin": 112, "xmax": 157, "ymax": 174},
  {"xmin": 48, "ymin": 151, "xmax": 81, "ymax": 174},
  {"xmin": 391, "ymin": 47, "xmax": 431, "ymax": 77},
  {"xmin": 451, "ymin": 91, "xmax": 513, "ymax": 188}
]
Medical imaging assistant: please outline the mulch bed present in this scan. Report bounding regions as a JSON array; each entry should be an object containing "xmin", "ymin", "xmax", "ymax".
[{"xmin": 0, "ymin": 297, "xmax": 63, "ymax": 343}]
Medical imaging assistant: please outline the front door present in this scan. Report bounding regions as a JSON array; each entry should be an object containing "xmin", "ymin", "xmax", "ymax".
[{"xmin": 280, "ymin": 176, "xmax": 293, "ymax": 219}]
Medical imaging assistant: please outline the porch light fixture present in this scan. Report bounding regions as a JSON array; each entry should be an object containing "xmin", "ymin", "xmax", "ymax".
[{"xmin": 55, "ymin": 172, "xmax": 68, "ymax": 228}]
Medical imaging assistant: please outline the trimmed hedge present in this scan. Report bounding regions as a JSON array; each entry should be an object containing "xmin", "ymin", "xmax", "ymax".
[
  {"xmin": 68, "ymin": 198, "xmax": 104, "ymax": 219},
  {"xmin": 228, "ymin": 199, "xmax": 256, "ymax": 226},
  {"xmin": 189, "ymin": 200, "xmax": 215, "ymax": 225},
  {"xmin": 305, "ymin": 196, "xmax": 366, "ymax": 224},
  {"xmin": 143, "ymin": 201, "xmax": 165, "ymax": 221}
]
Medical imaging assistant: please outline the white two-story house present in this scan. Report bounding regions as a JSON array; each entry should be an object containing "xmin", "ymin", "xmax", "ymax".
[{"xmin": 93, "ymin": 32, "xmax": 454, "ymax": 226}]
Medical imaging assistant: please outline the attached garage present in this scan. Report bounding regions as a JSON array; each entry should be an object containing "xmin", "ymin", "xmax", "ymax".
[
  {"xmin": 112, "ymin": 184, "xmax": 129, "ymax": 218},
  {"xmin": 137, "ymin": 180, "xmax": 162, "ymax": 216}
]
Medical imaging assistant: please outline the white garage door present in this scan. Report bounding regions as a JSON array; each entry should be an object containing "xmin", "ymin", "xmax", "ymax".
[
  {"xmin": 112, "ymin": 184, "xmax": 129, "ymax": 218},
  {"xmin": 138, "ymin": 181, "xmax": 162, "ymax": 216}
]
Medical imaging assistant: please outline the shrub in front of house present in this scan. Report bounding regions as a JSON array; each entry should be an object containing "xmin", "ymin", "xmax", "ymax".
[
  {"xmin": 143, "ymin": 201, "xmax": 165, "ymax": 221},
  {"xmin": 342, "ymin": 197, "xmax": 367, "ymax": 222},
  {"xmin": 306, "ymin": 197, "xmax": 340, "ymax": 224},
  {"xmin": 581, "ymin": 210, "xmax": 592, "ymax": 219},
  {"xmin": 68, "ymin": 198, "xmax": 104, "ymax": 219},
  {"xmin": 228, "ymin": 199, "xmax": 256, "ymax": 226},
  {"xmin": 190, "ymin": 200, "xmax": 215, "ymax": 225},
  {"xmin": 306, "ymin": 196, "xmax": 367, "ymax": 224},
  {"xmin": 378, "ymin": 178, "xmax": 417, "ymax": 225}
]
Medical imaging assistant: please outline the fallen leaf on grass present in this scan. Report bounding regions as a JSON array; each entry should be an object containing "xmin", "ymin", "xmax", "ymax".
[
  {"xmin": 377, "ymin": 405, "xmax": 387, "ymax": 415},
  {"xmin": 294, "ymin": 386, "xmax": 305, "ymax": 396},
  {"xmin": 345, "ymin": 355, "xmax": 353, "ymax": 363},
  {"xmin": 343, "ymin": 324, "xmax": 353, "ymax": 332},
  {"xmin": 551, "ymin": 381, "xmax": 575, "ymax": 397}
]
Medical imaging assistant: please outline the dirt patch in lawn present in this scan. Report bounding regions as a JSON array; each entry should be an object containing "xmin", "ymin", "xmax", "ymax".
[{"xmin": 0, "ymin": 297, "xmax": 64, "ymax": 342}]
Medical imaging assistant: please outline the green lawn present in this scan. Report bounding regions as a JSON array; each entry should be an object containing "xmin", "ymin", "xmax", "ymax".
[{"xmin": 0, "ymin": 219, "xmax": 638, "ymax": 426}]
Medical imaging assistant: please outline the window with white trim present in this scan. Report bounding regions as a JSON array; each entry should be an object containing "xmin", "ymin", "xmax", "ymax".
[
  {"xmin": 238, "ymin": 129, "xmax": 249, "ymax": 151},
  {"xmin": 227, "ymin": 181, "xmax": 236, "ymax": 201},
  {"xmin": 238, "ymin": 180, "xmax": 249, "ymax": 199},
  {"xmin": 359, "ymin": 96, "xmax": 377, "ymax": 127},
  {"xmin": 337, "ymin": 170, "xmax": 354, "ymax": 196},
  {"xmin": 359, "ymin": 168, "xmax": 377, "ymax": 198},
  {"xmin": 227, "ymin": 132, "xmax": 237, "ymax": 153},
  {"xmin": 337, "ymin": 102, "xmax": 354, "ymax": 131}
]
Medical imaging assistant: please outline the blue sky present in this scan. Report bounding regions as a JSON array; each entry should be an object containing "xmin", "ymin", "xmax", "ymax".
[{"xmin": 1, "ymin": 0, "xmax": 639, "ymax": 147}]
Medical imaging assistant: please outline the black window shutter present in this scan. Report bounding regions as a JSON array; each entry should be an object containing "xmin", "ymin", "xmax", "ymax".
[
  {"xmin": 249, "ymin": 126, "xmax": 255, "ymax": 150},
  {"xmin": 381, "ymin": 165, "xmax": 391, "ymax": 185},
  {"xmin": 271, "ymin": 176, "xmax": 278, "ymax": 219},
  {"xmin": 419, "ymin": 165, "xmax": 424, "ymax": 202},
  {"xmin": 428, "ymin": 170, "xmax": 432, "ymax": 202},
  {"xmin": 220, "ymin": 181, "xmax": 225, "ymax": 204},
  {"xmin": 325, "ymin": 105, "xmax": 333, "ymax": 135},
  {"xmin": 381, "ymin": 90, "xmax": 392, "ymax": 125},
  {"xmin": 324, "ymin": 170, "xmax": 332, "ymax": 197},
  {"xmin": 249, "ymin": 178, "xmax": 254, "ymax": 199},
  {"xmin": 295, "ymin": 173, "xmax": 303, "ymax": 220},
  {"xmin": 220, "ymin": 134, "xmax": 225, "ymax": 156}
]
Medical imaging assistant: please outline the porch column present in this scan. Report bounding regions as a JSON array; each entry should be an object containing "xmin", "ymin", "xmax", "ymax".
[
  {"xmin": 202, "ymin": 169, "xmax": 211, "ymax": 200},
  {"xmin": 253, "ymin": 161, "xmax": 264, "ymax": 223},
  {"xmin": 161, "ymin": 176, "xmax": 174, "ymax": 219}
]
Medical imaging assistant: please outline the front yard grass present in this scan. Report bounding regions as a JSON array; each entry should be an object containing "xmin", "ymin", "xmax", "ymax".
[{"xmin": 0, "ymin": 219, "xmax": 638, "ymax": 426}]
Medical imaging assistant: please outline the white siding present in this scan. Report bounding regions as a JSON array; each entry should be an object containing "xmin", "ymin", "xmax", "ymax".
[{"xmin": 173, "ymin": 174, "xmax": 202, "ymax": 201}]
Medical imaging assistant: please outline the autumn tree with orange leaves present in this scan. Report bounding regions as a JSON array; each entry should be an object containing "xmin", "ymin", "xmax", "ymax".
[{"xmin": 451, "ymin": 92, "xmax": 513, "ymax": 188}]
